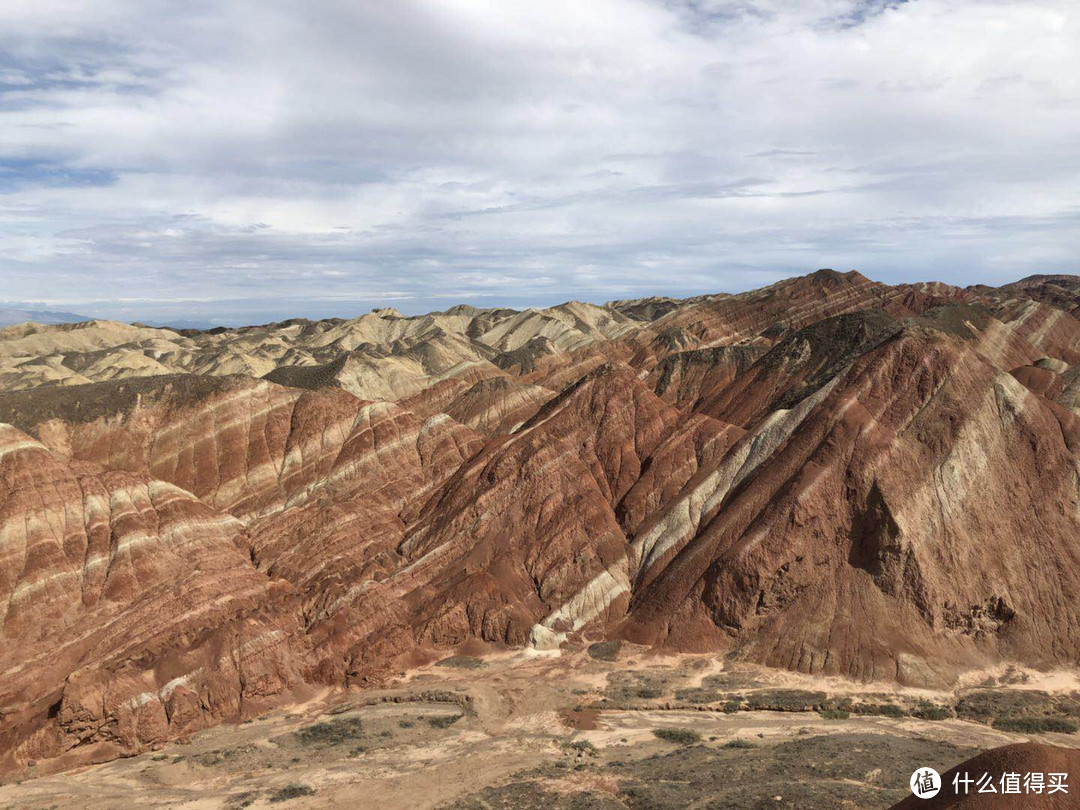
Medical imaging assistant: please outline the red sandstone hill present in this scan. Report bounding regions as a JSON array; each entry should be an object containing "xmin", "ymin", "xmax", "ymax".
[{"xmin": 3, "ymin": 269, "xmax": 1080, "ymax": 770}]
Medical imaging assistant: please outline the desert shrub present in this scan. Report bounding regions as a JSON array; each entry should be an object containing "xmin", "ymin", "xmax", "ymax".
[
  {"xmin": 587, "ymin": 640, "xmax": 622, "ymax": 661},
  {"xmin": 563, "ymin": 739, "xmax": 598, "ymax": 755},
  {"xmin": 701, "ymin": 666, "xmax": 764, "ymax": 690},
  {"xmin": 428, "ymin": 714, "xmax": 462, "ymax": 729},
  {"xmin": 852, "ymin": 703, "xmax": 906, "ymax": 718},
  {"xmin": 722, "ymin": 701, "xmax": 742, "ymax": 714},
  {"xmin": 268, "ymin": 784, "xmax": 316, "ymax": 803},
  {"xmin": 743, "ymin": 690, "xmax": 827, "ymax": 712},
  {"xmin": 604, "ymin": 672, "xmax": 671, "ymax": 702},
  {"xmin": 956, "ymin": 689, "xmax": 1079, "ymax": 722},
  {"xmin": 992, "ymin": 717, "xmax": 1078, "ymax": 734},
  {"xmin": 819, "ymin": 709, "xmax": 849, "ymax": 720},
  {"xmin": 877, "ymin": 703, "xmax": 907, "ymax": 718},
  {"xmin": 398, "ymin": 720, "xmax": 414, "ymax": 729},
  {"xmin": 912, "ymin": 701, "xmax": 951, "ymax": 721},
  {"xmin": 675, "ymin": 688, "xmax": 725, "ymax": 704},
  {"xmin": 653, "ymin": 728, "xmax": 701, "ymax": 745},
  {"xmin": 435, "ymin": 655, "xmax": 484, "ymax": 669},
  {"xmin": 295, "ymin": 717, "xmax": 364, "ymax": 745},
  {"xmin": 722, "ymin": 739, "xmax": 756, "ymax": 749}
]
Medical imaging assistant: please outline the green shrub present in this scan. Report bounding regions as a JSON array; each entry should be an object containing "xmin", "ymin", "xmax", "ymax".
[
  {"xmin": 825, "ymin": 697, "xmax": 854, "ymax": 713},
  {"xmin": 722, "ymin": 701, "xmax": 742, "ymax": 714},
  {"xmin": 912, "ymin": 701, "xmax": 951, "ymax": 721},
  {"xmin": 992, "ymin": 717, "xmax": 1078, "ymax": 734},
  {"xmin": 819, "ymin": 709, "xmax": 849, "ymax": 720},
  {"xmin": 653, "ymin": 728, "xmax": 701, "ymax": 745},
  {"xmin": 852, "ymin": 703, "xmax": 906, "ymax": 718},
  {"xmin": 743, "ymin": 690, "xmax": 827, "ymax": 712}
]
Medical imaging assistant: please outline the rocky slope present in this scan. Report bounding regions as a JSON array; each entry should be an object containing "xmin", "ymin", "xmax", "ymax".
[{"xmin": 3, "ymin": 269, "xmax": 1080, "ymax": 771}]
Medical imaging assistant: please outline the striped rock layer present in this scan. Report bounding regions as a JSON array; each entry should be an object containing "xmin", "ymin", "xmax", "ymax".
[{"xmin": 3, "ymin": 269, "xmax": 1080, "ymax": 770}]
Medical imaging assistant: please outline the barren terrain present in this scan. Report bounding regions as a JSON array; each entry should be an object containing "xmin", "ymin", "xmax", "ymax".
[{"xmin": 4, "ymin": 648, "xmax": 1079, "ymax": 808}]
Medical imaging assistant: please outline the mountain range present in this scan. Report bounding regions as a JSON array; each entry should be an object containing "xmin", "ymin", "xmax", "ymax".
[
  {"xmin": 0, "ymin": 308, "xmax": 90, "ymax": 328},
  {"xmin": 2, "ymin": 268, "xmax": 1080, "ymax": 776}
]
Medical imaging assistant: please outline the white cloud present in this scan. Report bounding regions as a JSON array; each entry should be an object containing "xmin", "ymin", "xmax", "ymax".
[{"xmin": 0, "ymin": 0, "xmax": 1077, "ymax": 322}]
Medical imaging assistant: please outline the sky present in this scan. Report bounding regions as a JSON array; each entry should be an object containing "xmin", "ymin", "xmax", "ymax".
[{"xmin": 0, "ymin": 0, "xmax": 1078, "ymax": 326}]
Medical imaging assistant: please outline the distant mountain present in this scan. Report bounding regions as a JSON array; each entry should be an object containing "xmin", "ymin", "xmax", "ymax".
[
  {"xmin": 135, "ymin": 318, "xmax": 224, "ymax": 330},
  {"xmin": 0, "ymin": 307, "xmax": 91, "ymax": 327}
]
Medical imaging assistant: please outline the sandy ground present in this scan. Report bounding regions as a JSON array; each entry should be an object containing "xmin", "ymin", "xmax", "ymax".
[{"xmin": 2, "ymin": 648, "xmax": 1078, "ymax": 809}]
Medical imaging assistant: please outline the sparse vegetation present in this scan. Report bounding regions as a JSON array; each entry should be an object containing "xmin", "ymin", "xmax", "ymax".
[
  {"xmin": 562, "ymin": 739, "xmax": 598, "ymax": 756},
  {"xmin": 399, "ymin": 719, "xmax": 415, "ymax": 728},
  {"xmin": 992, "ymin": 717, "xmax": 1078, "ymax": 734},
  {"xmin": 268, "ymin": 784, "xmax": 316, "ymax": 803},
  {"xmin": 604, "ymin": 671, "xmax": 672, "ymax": 702},
  {"xmin": 825, "ymin": 697, "xmax": 854, "ymax": 713},
  {"xmin": 653, "ymin": 728, "xmax": 701, "ymax": 745},
  {"xmin": 435, "ymin": 655, "xmax": 485, "ymax": 669},
  {"xmin": 722, "ymin": 739, "xmax": 756, "ymax": 749},
  {"xmin": 743, "ymin": 689, "xmax": 827, "ymax": 712},
  {"xmin": 587, "ymin": 640, "xmax": 622, "ymax": 661},
  {"xmin": 912, "ymin": 701, "xmax": 951, "ymax": 721},
  {"xmin": 428, "ymin": 713, "xmax": 462, "ymax": 729},
  {"xmin": 956, "ymin": 689, "xmax": 1080, "ymax": 725},
  {"xmin": 700, "ymin": 667, "xmax": 766, "ymax": 690},
  {"xmin": 192, "ymin": 745, "xmax": 257, "ymax": 767},
  {"xmin": 227, "ymin": 792, "xmax": 259, "ymax": 809},
  {"xmin": 852, "ymin": 702, "xmax": 906, "ymax": 718},
  {"xmin": 454, "ymin": 731, "xmax": 983, "ymax": 809},
  {"xmin": 295, "ymin": 717, "xmax": 365, "ymax": 746},
  {"xmin": 675, "ymin": 687, "xmax": 725, "ymax": 704}
]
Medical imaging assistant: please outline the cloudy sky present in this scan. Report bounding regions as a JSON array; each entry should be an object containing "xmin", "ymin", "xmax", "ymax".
[{"xmin": 0, "ymin": 0, "xmax": 1078, "ymax": 324}]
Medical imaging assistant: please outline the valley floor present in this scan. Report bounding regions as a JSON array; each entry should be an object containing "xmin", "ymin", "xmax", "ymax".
[{"xmin": 2, "ymin": 647, "xmax": 1077, "ymax": 809}]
